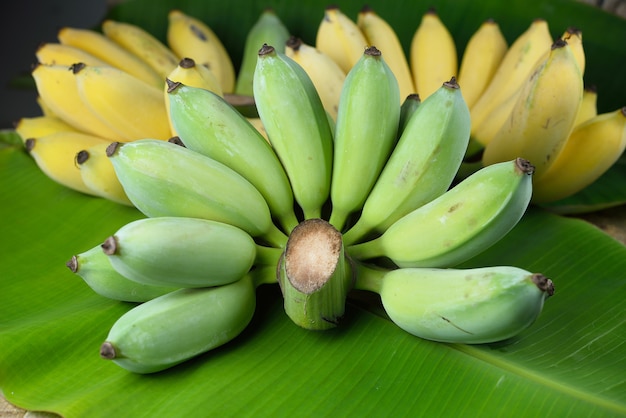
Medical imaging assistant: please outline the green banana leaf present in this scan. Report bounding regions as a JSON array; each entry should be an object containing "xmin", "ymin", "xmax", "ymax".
[
  {"xmin": 2, "ymin": 129, "xmax": 626, "ymax": 417},
  {"xmin": 2, "ymin": 1, "xmax": 626, "ymax": 416}
]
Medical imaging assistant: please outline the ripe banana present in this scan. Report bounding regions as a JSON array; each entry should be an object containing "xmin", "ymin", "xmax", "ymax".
[
  {"xmin": 532, "ymin": 107, "xmax": 626, "ymax": 203},
  {"xmin": 166, "ymin": 9, "xmax": 236, "ymax": 93},
  {"xmin": 166, "ymin": 82, "xmax": 299, "ymax": 232},
  {"xmin": 31, "ymin": 63, "xmax": 126, "ymax": 141},
  {"xmin": 75, "ymin": 142, "xmax": 133, "ymax": 206},
  {"xmin": 234, "ymin": 8, "xmax": 290, "ymax": 97},
  {"xmin": 562, "ymin": 26, "xmax": 585, "ymax": 75},
  {"xmin": 284, "ymin": 36, "xmax": 346, "ymax": 122},
  {"xmin": 73, "ymin": 63, "xmax": 172, "ymax": 141},
  {"xmin": 315, "ymin": 5, "xmax": 369, "ymax": 74},
  {"xmin": 328, "ymin": 46, "xmax": 400, "ymax": 231},
  {"xmin": 410, "ymin": 8, "xmax": 458, "ymax": 100},
  {"xmin": 574, "ymin": 85, "xmax": 598, "ymax": 127},
  {"xmin": 106, "ymin": 139, "xmax": 288, "ymax": 247},
  {"xmin": 164, "ymin": 57, "xmax": 223, "ymax": 136},
  {"xmin": 253, "ymin": 44, "xmax": 334, "ymax": 220},
  {"xmin": 100, "ymin": 217, "xmax": 262, "ymax": 288},
  {"xmin": 67, "ymin": 244, "xmax": 177, "ymax": 302},
  {"xmin": 57, "ymin": 26, "xmax": 164, "ymax": 88},
  {"xmin": 347, "ymin": 158, "xmax": 534, "ymax": 268},
  {"xmin": 483, "ymin": 39, "xmax": 584, "ymax": 177},
  {"xmin": 24, "ymin": 131, "xmax": 110, "ymax": 195},
  {"xmin": 470, "ymin": 19, "xmax": 552, "ymax": 146},
  {"xmin": 101, "ymin": 19, "xmax": 179, "ymax": 80},
  {"xmin": 35, "ymin": 43, "xmax": 110, "ymax": 67},
  {"xmin": 356, "ymin": 5, "xmax": 415, "ymax": 99},
  {"xmin": 14, "ymin": 115, "xmax": 79, "ymax": 143},
  {"xmin": 342, "ymin": 78, "xmax": 470, "ymax": 245},
  {"xmin": 456, "ymin": 19, "xmax": 508, "ymax": 109},
  {"xmin": 354, "ymin": 263, "xmax": 554, "ymax": 344},
  {"xmin": 100, "ymin": 274, "xmax": 257, "ymax": 373}
]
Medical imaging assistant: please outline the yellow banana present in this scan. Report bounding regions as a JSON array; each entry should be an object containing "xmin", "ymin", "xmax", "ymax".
[
  {"xmin": 14, "ymin": 115, "xmax": 79, "ymax": 143},
  {"xmin": 456, "ymin": 19, "xmax": 508, "ymax": 109},
  {"xmin": 24, "ymin": 131, "xmax": 110, "ymax": 195},
  {"xmin": 574, "ymin": 85, "xmax": 598, "ymax": 127},
  {"xmin": 57, "ymin": 26, "xmax": 164, "ymax": 88},
  {"xmin": 470, "ymin": 19, "xmax": 553, "ymax": 146},
  {"xmin": 75, "ymin": 142, "xmax": 133, "ymax": 206},
  {"xmin": 164, "ymin": 57, "xmax": 223, "ymax": 136},
  {"xmin": 483, "ymin": 39, "xmax": 584, "ymax": 177},
  {"xmin": 35, "ymin": 43, "xmax": 110, "ymax": 67},
  {"xmin": 356, "ymin": 5, "xmax": 415, "ymax": 100},
  {"xmin": 562, "ymin": 26, "xmax": 585, "ymax": 75},
  {"xmin": 166, "ymin": 9, "xmax": 236, "ymax": 93},
  {"xmin": 410, "ymin": 8, "xmax": 457, "ymax": 100},
  {"xmin": 73, "ymin": 63, "xmax": 172, "ymax": 141},
  {"xmin": 315, "ymin": 5, "xmax": 369, "ymax": 74},
  {"xmin": 284, "ymin": 36, "xmax": 346, "ymax": 122},
  {"xmin": 31, "ymin": 63, "xmax": 126, "ymax": 141},
  {"xmin": 532, "ymin": 107, "xmax": 626, "ymax": 203},
  {"xmin": 101, "ymin": 19, "xmax": 179, "ymax": 80}
]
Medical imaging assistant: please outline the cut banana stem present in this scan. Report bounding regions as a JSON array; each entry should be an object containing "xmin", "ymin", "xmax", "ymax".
[
  {"xmin": 354, "ymin": 262, "xmax": 554, "ymax": 344},
  {"xmin": 278, "ymin": 219, "xmax": 354, "ymax": 330}
]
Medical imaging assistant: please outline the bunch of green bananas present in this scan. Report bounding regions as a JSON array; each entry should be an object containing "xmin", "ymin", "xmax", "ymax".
[{"xmin": 17, "ymin": 7, "xmax": 560, "ymax": 374}]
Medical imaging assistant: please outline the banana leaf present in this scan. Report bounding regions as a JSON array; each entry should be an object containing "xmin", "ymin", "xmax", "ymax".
[{"xmin": 2, "ymin": 0, "xmax": 626, "ymax": 416}]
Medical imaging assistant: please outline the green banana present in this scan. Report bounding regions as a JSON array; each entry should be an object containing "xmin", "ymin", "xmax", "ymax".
[
  {"xmin": 347, "ymin": 158, "xmax": 534, "ymax": 268},
  {"xmin": 398, "ymin": 93, "xmax": 421, "ymax": 137},
  {"xmin": 67, "ymin": 244, "xmax": 178, "ymax": 302},
  {"xmin": 253, "ymin": 44, "xmax": 334, "ymax": 219},
  {"xmin": 100, "ymin": 272, "xmax": 260, "ymax": 374},
  {"xmin": 100, "ymin": 217, "xmax": 277, "ymax": 288},
  {"xmin": 234, "ymin": 8, "xmax": 290, "ymax": 97},
  {"xmin": 278, "ymin": 219, "xmax": 353, "ymax": 330},
  {"xmin": 355, "ymin": 263, "xmax": 554, "ymax": 344},
  {"xmin": 342, "ymin": 78, "xmax": 471, "ymax": 245},
  {"xmin": 328, "ymin": 46, "xmax": 401, "ymax": 232},
  {"xmin": 106, "ymin": 139, "xmax": 287, "ymax": 247},
  {"xmin": 166, "ymin": 81, "xmax": 299, "ymax": 232}
]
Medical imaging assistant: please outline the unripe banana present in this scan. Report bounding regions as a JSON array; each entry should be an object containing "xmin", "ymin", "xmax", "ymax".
[
  {"xmin": 76, "ymin": 142, "xmax": 133, "ymax": 206},
  {"xmin": 532, "ymin": 107, "xmax": 626, "ymax": 204},
  {"xmin": 253, "ymin": 44, "xmax": 334, "ymax": 220},
  {"xmin": 235, "ymin": 8, "xmax": 290, "ymax": 97},
  {"xmin": 483, "ymin": 39, "xmax": 584, "ymax": 177},
  {"xmin": 100, "ymin": 274, "xmax": 257, "ymax": 373},
  {"xmin": 14, "ymin": 115, "xmax": 79, "ymax": 143},
  {"xmin": 166, "ymin": 9, "xmax": 236, "ymax": 93},
  {"xmin": 284, "ymin": 36, "xmax": 346, "ymax": 122},
  {"xmin": 456, "ymin": 19, "xmax": 508, "ymax": 109},
  {"xmin": 347, "ymin": 158, "xmax": 534, "ymax": 268},
  {"xmin": 35, "ymin": 42, "xmax": 110, "ymax": 67},
  {"xmin": 398, "ymin": 93, "xmax": 421, "ymax": 137},
  {"xmin": 315, "ymin": 5, "xmax": 369, "ymax": 74},
  {"xmin": 328, "ymin": 46, "xmax": 400, "ymax": 231},
  {"xmin": 343, "ymin": 78, "xmax": 470, "ymax": 245},
  {"xmin": 31, "ymin": 63, "xmax": 126, "ymax": 141},
  {"xmin": 355, "ymin": 263, "xmax": 554, "ymax": 344},
  {"xmin": 100, "ymin": 217, "xmax": 261, "ymax": 288},
  {"xmin": 166, "ymin": 82, "xmax": 299, "ymax": 232},
  {"xmin": 357, "ymin": 5, "xmax": 415, "ymax": 99},
  {"xmin": 57, "ymin": 26, "xmax": 164, "ymax": 88},
  {"xmin": 67, "ymin": 244, "xmax": 177, "ymax": 302},
  {"xmin": 101, "ymin": 19, "xmax": 179, "ymax": 80},
  {"xmin": 73, "ymin": 63, "xmax": 172, "ymax": 141},
  {"xmin": 410, "ymin": 8, "xmax": 458, "ymax": 100},
  {"xmin": 24, "ymin": 131, "xmax": 110, "ymax": 195},
  {"xmin": 106, "ymin": 139, "xmax": 287, "ymax": 247}
]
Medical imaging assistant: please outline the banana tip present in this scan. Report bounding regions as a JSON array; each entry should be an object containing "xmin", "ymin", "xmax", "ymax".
[
  {"xmin": 100, "ymin": 341, "xmax": 117, "ymax": 359},
  {"xmin": 105, "ymin": 142, "xmax": 121, "ymax": 158},
  {"xmin": 515, "ymin": 158, "xmax": 535, "ymax": 175},
  {"xmin": 532, "ymin": 273, "xmax": 555, "ymax": 297},
  {"xmin": 66, "ymin": 255, "xmax": 78, "ymax": 273}
]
